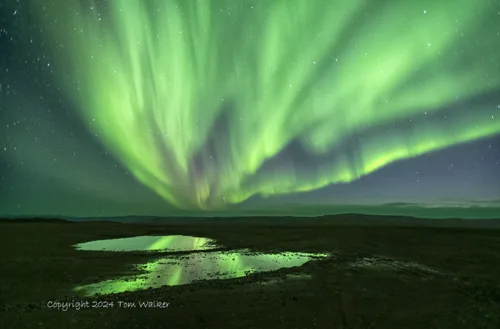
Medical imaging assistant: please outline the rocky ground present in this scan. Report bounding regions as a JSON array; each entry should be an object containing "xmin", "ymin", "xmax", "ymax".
[{"xmin": 1, "ymin": 217, "xmax": 500, "ymax": 329}]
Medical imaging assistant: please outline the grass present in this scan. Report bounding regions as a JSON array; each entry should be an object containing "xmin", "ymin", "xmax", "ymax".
[{"xmin": 1, "ymin": 217, "xmax": 500, "ymax": 328}]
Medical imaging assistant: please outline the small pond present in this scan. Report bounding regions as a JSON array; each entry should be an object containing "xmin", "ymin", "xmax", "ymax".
[
  {"xmin": 74, "ymin": 236, "xmax": 328, "ymax": 296},
  {"xmin": 73, "ymin": 235, "xmax": 218, "ymax": 252}
]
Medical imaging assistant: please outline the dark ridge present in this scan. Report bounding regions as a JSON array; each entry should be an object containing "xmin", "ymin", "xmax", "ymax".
[
  {"xmin": 1, "ymin": 214, "xmax": 499, "ymax": 229},
  {"xmin": 0, "ymin": 217, "xmax": 70, "ymax": 223}
]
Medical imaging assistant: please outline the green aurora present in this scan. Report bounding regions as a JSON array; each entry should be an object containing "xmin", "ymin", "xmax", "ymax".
[{"xmin": 33, "ymin": 0, "xmax": 500, "ymax": 210}]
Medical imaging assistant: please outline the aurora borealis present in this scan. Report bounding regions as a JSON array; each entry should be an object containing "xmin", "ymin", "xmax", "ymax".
[{"xmin": 1, "ymin": 0, "xmax": 499, "ymax": 217}]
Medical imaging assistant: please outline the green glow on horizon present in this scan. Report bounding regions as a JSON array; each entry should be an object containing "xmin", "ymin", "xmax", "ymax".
[
  {"xmin": 35, "ymin": 0, "xmax": 500, "ymax": 210},
  {"xmin": 74, "ymin": 249, "xmax": 327, "ymax": 296}
]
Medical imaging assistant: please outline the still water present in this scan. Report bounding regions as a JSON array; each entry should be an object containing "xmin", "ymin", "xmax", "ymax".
[
  {"xmin": 74, "ymin": 235, "xmax": 327, "ymax": 296},
  {"xmin": 73, "ymin": 235, "xmax": 218, "ymax": 252}
]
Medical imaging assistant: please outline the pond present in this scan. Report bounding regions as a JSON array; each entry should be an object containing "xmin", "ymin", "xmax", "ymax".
[
  {"xmin": 73, "ymin": 235, "xmax": 218, "ymax": 252},
  {"xmin": 74, "ymin": 236, "xmax": 328, "ymax": 296}
]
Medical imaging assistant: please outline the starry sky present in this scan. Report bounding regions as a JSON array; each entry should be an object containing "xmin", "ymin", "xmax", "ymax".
[{"xmin": 1, "ymin": 0, "xmax": 499, "ymax": 218}]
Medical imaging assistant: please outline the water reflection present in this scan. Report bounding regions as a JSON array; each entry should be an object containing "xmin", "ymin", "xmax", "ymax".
[
  {"xmin": 73, "ymin": 235, "xmax": 218, "ymax": 252},
  {"xmin": 75, "ymin": 249, "xmax": 327, "ymax": 296}
]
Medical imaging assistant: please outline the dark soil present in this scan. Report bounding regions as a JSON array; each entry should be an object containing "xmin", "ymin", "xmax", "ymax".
[{"xmin": 1, "ymin": 217, "xmax": 500, "ymax": 329}]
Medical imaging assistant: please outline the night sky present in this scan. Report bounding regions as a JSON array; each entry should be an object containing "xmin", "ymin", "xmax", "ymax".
[{"xmin": 1, "ymin": 0, "xmax": 499, "ymax": 218}]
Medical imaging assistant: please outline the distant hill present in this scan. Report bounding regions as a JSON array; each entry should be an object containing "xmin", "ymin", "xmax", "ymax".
[
  {"xmin": 0, "ymin": 217, "xmax": 70, "ymax": 223},
  {"xmin": 1, "ymin": 213, "xmax": 499, "ymax": 229}
]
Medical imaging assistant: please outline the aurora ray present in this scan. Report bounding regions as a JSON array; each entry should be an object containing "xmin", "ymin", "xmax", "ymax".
[{"xmin": 33, "ymin": 0, "xmax": 500, "ymax": 210}]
